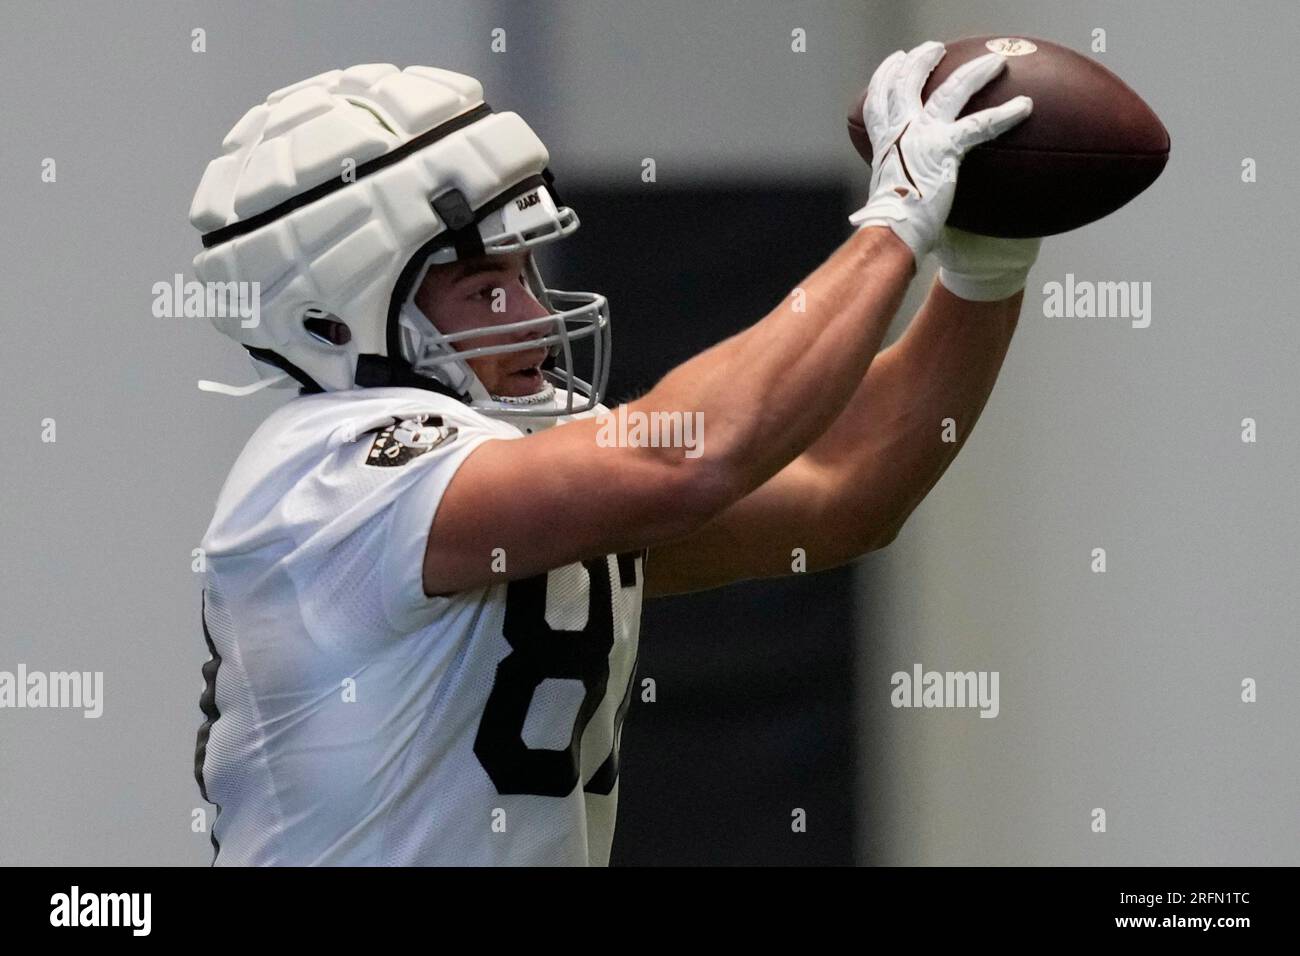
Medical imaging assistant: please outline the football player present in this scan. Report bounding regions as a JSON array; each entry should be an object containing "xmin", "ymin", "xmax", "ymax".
[{"xmin": 190, "ymin": 44, "xmax": 1039, "ymax": 865}]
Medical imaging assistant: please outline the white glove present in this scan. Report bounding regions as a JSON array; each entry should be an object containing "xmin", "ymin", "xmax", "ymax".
[
  {"xmin": 849, "ymin": 41, "xmax": 1033, "ymax": 262},
  {"xmin": 936, "ymin": 226, "xmax": 1042, "ymax": 301}
]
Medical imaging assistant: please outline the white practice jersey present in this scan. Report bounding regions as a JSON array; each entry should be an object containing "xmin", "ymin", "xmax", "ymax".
[{"xmin": 195, "ymin": 387, "xmax": 645, "ymax": 866}]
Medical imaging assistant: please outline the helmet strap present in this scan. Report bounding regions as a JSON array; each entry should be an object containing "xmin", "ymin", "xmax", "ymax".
[{"xmin": 353, "ymin": 354, "xmax": 469, "ymax": 401}]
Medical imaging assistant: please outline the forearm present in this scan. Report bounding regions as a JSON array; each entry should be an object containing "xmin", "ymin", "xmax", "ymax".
[
  {"xmin": 806, "ymin": 277, "xmax": 1023, "ymax": 549},
  {"xmin": 634, "ymin": 226, "xmax": 913, "ymax": 497},
  {"xmin": 645, "ymin": 41, "xmax": 1040, "ymax": 594}
]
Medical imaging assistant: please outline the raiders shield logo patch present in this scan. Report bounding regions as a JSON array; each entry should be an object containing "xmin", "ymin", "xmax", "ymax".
[{"xmin": 365, "ymin": 414, "xmax": 457, "ymax": 467}]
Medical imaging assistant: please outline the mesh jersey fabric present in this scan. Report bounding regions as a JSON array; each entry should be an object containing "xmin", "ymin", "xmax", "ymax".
[{"xmin": 195, "ymin": 387, "xmax": 644, "ymax": 865}]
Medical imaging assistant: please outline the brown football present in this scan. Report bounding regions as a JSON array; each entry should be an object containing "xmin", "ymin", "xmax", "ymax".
[{"xmin": 847, "ymin": 36, "xmax": 1170, "ymax": 238}]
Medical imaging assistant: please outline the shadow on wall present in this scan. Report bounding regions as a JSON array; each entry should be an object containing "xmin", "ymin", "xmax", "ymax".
[{"xmin": 544, "ymin": 182, "xmax": 864, "ymax": 865}]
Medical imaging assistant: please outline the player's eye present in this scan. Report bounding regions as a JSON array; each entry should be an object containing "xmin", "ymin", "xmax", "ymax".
[{"xmin": 467, "ymin": 273, "xmax": 526, "ymax": 301}]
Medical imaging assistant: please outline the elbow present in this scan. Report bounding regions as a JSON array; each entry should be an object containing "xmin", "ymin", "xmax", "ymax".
[
  {"xmin": 857, "ymin": 486, "xmax": 927, "ymax": 553},
  {"xmin": 823, "ymin": 514, "xmax": 903, "ymax": 567},
  {"xmin": 869, "ymin": 521, "xmax": 903, "ymax": 551},
  {"xmin": 846, "ymin": 496, "xmax": 911, "ymax": 555},
  {"xmin": 867, "ymin": 507, "xmax": 914, "ymax": 552}
]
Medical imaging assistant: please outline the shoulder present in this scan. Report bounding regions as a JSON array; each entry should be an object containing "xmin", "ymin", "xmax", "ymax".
[
  {"xmin": 205, "ymin": 389, "xmax": 517, "ymax": 543},
  {"xmin": 257, "ymin": 388, "xmax": 516, "ymax": 448}
]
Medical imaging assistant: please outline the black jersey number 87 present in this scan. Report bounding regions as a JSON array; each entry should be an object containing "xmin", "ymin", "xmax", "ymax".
[{"xmin": 473, "ymin": 554, "xmax": 639, "ymax": 797}]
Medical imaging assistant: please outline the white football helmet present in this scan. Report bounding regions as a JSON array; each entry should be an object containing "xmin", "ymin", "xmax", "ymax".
[{"xmin": 189, "ymin": 64, "xmax": 610, "ymax": 426}]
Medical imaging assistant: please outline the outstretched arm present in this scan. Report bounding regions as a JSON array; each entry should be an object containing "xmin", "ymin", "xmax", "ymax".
[
  {"xmin": 643, "ymin": 38, "xmax": 1038, "ymax": 597},
  {"xmin": 645, "ymin": 274, "xmax": 1025, "ymax": 596},
  {"xmin": 424, "ymin": 40, "xmax": 1030, "ymax": 596},
  {"xmin": 425, "ymin": 226, "xmax": 914, "ymax": 594}
]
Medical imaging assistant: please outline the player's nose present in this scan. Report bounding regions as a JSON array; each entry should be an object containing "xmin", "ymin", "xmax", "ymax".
[{"xmin": 506, "ymin": 285, "xmax": 553, "ymax": 338}]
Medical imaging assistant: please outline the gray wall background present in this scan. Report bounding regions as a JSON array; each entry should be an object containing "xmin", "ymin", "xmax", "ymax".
[
  {"xmin": 857, "ymin": 0, "xmax": 1300, "ymax": 866},
  {"xmin": 0, "ymin": 0, "xmax": 1294, "ymax": 864}
]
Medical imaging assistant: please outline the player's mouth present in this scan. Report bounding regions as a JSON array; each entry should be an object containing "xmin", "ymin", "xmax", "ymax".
[
  {"xmin": 497, "ymin": 352, "xmax": 549, "ymax": 395},
  {"xmin": 505, "ymin": 347, "xmax": 549, "ymax": 384},
  {"xmin": 510, "ymin": 366, "xmax": 543, "ymax": 385}
]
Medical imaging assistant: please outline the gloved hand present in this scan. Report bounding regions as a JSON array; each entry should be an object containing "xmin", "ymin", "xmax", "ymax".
[
  {"xmin": 849, "ymin": 41, "xmax": 1033, "ymax": 263},
  {"xmin": 935, "ymin": 226, "xmax": 1042, "ymax": 301}
]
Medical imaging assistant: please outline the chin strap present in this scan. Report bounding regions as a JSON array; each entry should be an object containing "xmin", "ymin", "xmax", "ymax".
[
  {"xmin": 198, "ymin": 346, "xmax": 315, "ymax": 396},
  {"xmin": 488, "ymin": 381, "xmax": 558, "ymax": 409},
  {"xmin": 197, "ymin": 351, "xmax": 477, "ymax": 403},
  {"xmin": 354, "ymin": 354, "xmax": 470, "ymax": 402},
  {"xmin": 197, "ymin": 373, "xmax": 289, "ymax": 397}
]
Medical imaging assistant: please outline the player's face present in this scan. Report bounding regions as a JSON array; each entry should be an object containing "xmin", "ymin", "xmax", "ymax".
[{"xmin": 413, "ymin": 250, "xmax": 553, "ymax": 397}]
